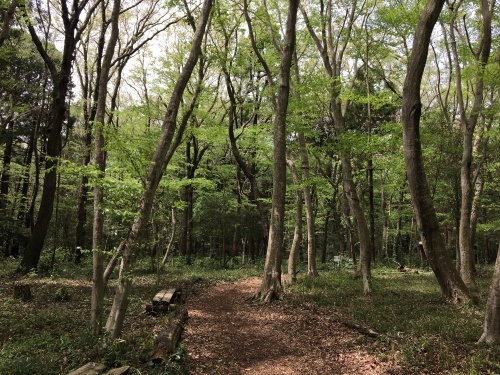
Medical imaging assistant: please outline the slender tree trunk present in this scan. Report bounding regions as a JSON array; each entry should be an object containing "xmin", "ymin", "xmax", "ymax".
[
  {"xmin": 450, "ymin": 0, "xmax": 493, "ymax": 294},
  {"xmin": 162, "ymin": 208, "xmax": 176, "ymax": 265},
  {"xmin": 322, "ymin": 210, "xmax": 330, "ymax": 263},
  {"xmin": 341, "ymin": 155, "xmax": 372, "ymax": 294},
  {"xmin": 299, "ymin": 132, "xmax": 317, "ymax": 276},
  {"xmin": 478, "ymin": 242, "xmax": 500, "ymax": 343},
  {"xmin": 286, "ymin": 159, "xmax": 302, "ymax": 284},
  {"xmin": 367, "ymin": 159, "xmax": 375, "ymax": 262},
  {"xmin": 105, "ymin": 0, "xmax": 213, "ymax": 338},
  {"xmin": 91, "ymin": 0, "xmax": 121, "ymax": 335},
  {"xmin": 401, "ymin": 0, "xmax": 474, "ymax": 304},
  {"xmin": 254, "ymin": 0, "xmax": 298, "ymax": 303},
  {"xmin": 0, "ymin": 122, "xmax": 13, "ymax": 212}
]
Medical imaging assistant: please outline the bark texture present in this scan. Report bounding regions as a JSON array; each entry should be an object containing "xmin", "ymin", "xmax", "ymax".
[
  {"xmin": 401, "ymin": 0, "xmax": 473, "ymax": 304},
  {"xmin": 451, "ymin": 0, "xmax": 493, "ymax": 293},
  {"xmin": 255, "ymin": 0, "xmax": 299, "ymax": 303}
]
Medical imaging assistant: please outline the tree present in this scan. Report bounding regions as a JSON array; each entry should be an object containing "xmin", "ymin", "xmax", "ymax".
[
  {"xmin": 478, "ymin": 242, "xmax": 500, "ymax": 343},
  {"xmin": 0, "ymin": 0, "xmax": 18, "ymax": 47},
  {"xmin": 300, "ymin": 0, "xmax": 373, "ymax": 294},
  {"xmin": 254, "ymin": 0, "xmax": 299, "ymax": 303},
  {"xmin": 91, "ymin": 0, "xmax": 120, "ymax": 335},
  {"xmin": 17, "ymin": 0, "xmax": 98, "ymax": 273},
  {"xmin": 285, "ymin": 157, "xmax": 302, "ymax": 283},
  {"xmin": 104, "ymin": 0, "xmax": 213, "ymax": 338},
  {"xmin": 447, "ymin": 0, "xmax": 494, "ymax": 294},
  {"xmin": 401, "ymin": 0, "xmax": 474, "ymax": 303}
]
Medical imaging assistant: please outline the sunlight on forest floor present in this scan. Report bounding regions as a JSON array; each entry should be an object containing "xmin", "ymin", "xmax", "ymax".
[{"xmin": 0, "ymin": 256, "xmax": 499, "ymax": 374}]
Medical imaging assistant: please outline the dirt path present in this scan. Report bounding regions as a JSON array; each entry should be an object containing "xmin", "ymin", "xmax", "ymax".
[{"xmin": 183, "ymin": 278, "xmax": 403, "ymax": 374}]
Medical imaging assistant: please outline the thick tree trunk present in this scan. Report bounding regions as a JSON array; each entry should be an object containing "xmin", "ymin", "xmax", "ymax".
[
  {"xmin": 255, "ymin": 0, "xmax": 298, "ymax": 303},
  {"xmin": 18, "ymin": 88, "xmax": 67, "ymax": 272},
  {"xmin": 478, "ymin": 242, "xmax": 500, "ymax": 343},
  {"xmin": 18, "ymin": 0, "xmax": 83, "ymax": 273},
  {"xmin": 105, "ymin": 0, "xmax": 213, "ymax": 339},
  {"xmin": 401, "ymin": 0, "xmax": 474, "ymax": 304},
  {"xmin": 0, "ymin": 0, "xmax": 18, "ymax": 47}
]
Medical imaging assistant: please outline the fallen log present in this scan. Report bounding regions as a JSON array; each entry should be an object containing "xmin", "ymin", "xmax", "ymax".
[
  {"xmin": 67, "ymin": 362, "xmax": 106, "ymax": 375},
  {"xmin": 67, "ymin": 363, "xmax": 130, "ymax": 375},
  {"xmin": 105, "ymin": 366, "xmax": 130, "ymax": 375},
  {"xmin": 343, "ymin": 321, "xmax": 380, "ymax": 338},
  {"xmin": 151, "ymin": 309, "xmax": 188, "ymax": 363}
]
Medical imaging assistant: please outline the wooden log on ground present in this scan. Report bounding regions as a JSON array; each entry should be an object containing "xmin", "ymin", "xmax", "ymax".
[
  {"xmin": 67, "ymin": 362, "xmax": 106, "ymax": 375},
  {"xmin": 105, "ymin": 366, "xmax": 130, "ymax": 375},
  {"xmin": 152, "ymin": 309, "xmax": 188, "ymax": 363},
  {"xmin": 343, "ymin": 321, "xmax": 380, "ymax": 338}
]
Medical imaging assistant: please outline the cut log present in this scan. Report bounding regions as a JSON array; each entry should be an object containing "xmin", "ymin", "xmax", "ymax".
[
  {"xmin": 13, "ymin": 284, "xmax": 32, "ymax": 301},
  {"xmin": 67, "ymin": 362, "xmax": 106, "ymax": 375},
  {"xmin": 105, "ymin": 366, "xmax": 130, "ymax": 375},
  {"xmin": 152, "ymin": 309, "xmax": 188, "ymax": 363}
]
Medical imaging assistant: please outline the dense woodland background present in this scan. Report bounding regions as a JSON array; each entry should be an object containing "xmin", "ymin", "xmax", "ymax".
[{"xmin": 0, "ymin": 0, "xmax": 500, "ymax": 344}]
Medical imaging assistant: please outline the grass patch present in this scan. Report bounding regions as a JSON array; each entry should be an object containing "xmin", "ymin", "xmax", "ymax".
[{"xmin": 287, "ymin": 266, "xmax": 499, "ymax": 374}]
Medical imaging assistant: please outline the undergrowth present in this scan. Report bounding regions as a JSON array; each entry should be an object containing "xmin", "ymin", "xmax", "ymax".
[{"xmin": 0, "ymin": 254, "xmax": 498, "ymax": 374}]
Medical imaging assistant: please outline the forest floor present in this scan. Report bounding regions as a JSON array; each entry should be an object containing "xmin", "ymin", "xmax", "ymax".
[
  {"xmin": 183, "ymin": 277, "xmax": 404, "ymax": 374},
  {"xmin": 1, "ymin": 258, "xmax": 498, "ymax": 375}
]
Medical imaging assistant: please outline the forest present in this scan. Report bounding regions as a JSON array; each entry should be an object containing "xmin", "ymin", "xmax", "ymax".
[{"xmin": 0, "ymin": 0, "xmax": 499, "ymax": 373}]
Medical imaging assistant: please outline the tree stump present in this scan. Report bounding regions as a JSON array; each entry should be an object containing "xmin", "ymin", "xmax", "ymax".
[
  {"xmin": 13, "ymin": 284, "xmax": 32, "ymax": 301},
  {"xmin": 151, "ymin": 309, "xmax": 188, "ymax": 363}
]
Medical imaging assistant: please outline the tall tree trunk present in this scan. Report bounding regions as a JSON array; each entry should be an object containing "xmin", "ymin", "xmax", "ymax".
[
  {"xmin": 299, "ymin": 132, "xmax": 317, "ymax": 276},
  {"xmin": 254, "ymin": 0, "xmax": 298, "ymax": 303},
  {"xmin": 321, "ymin": 210, "xmax": 330, "ymax": 263},
  {"xmin": 478, "ymin": 242, "xmax": 500, "ymax": 343},
  {"xmin": 0, "ymin": 122, "xmax": 13, "ymax": 212},
  {"xmin": 286, "ymin": 158, "xmax": 302, "ymax": 284},
  {"xmin": 341, "ymin": 155, "xmax": 372, "ymax": 294},
  {"xmin": 449, "ymin": 0, "xmax": 493, "ymax": 293},
  {"xmin": 91, "ymin": 0, "xmax": 121, "ymax": 335},
  {"xmin": 401, "ymin": 0, "xmax": 474, "ymax": 304},
  {"xmin": 105, "ymin": 0, "xmax": 213, "ymax": 339},
  {"xmin": 367, "ymin": 158, "xmax": 375, "ymax": 262}
]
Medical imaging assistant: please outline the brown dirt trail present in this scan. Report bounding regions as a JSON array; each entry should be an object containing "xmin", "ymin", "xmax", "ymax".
[{"xmin": 183, "ymin": 278, "xmax": 402, "ymax": 374}]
